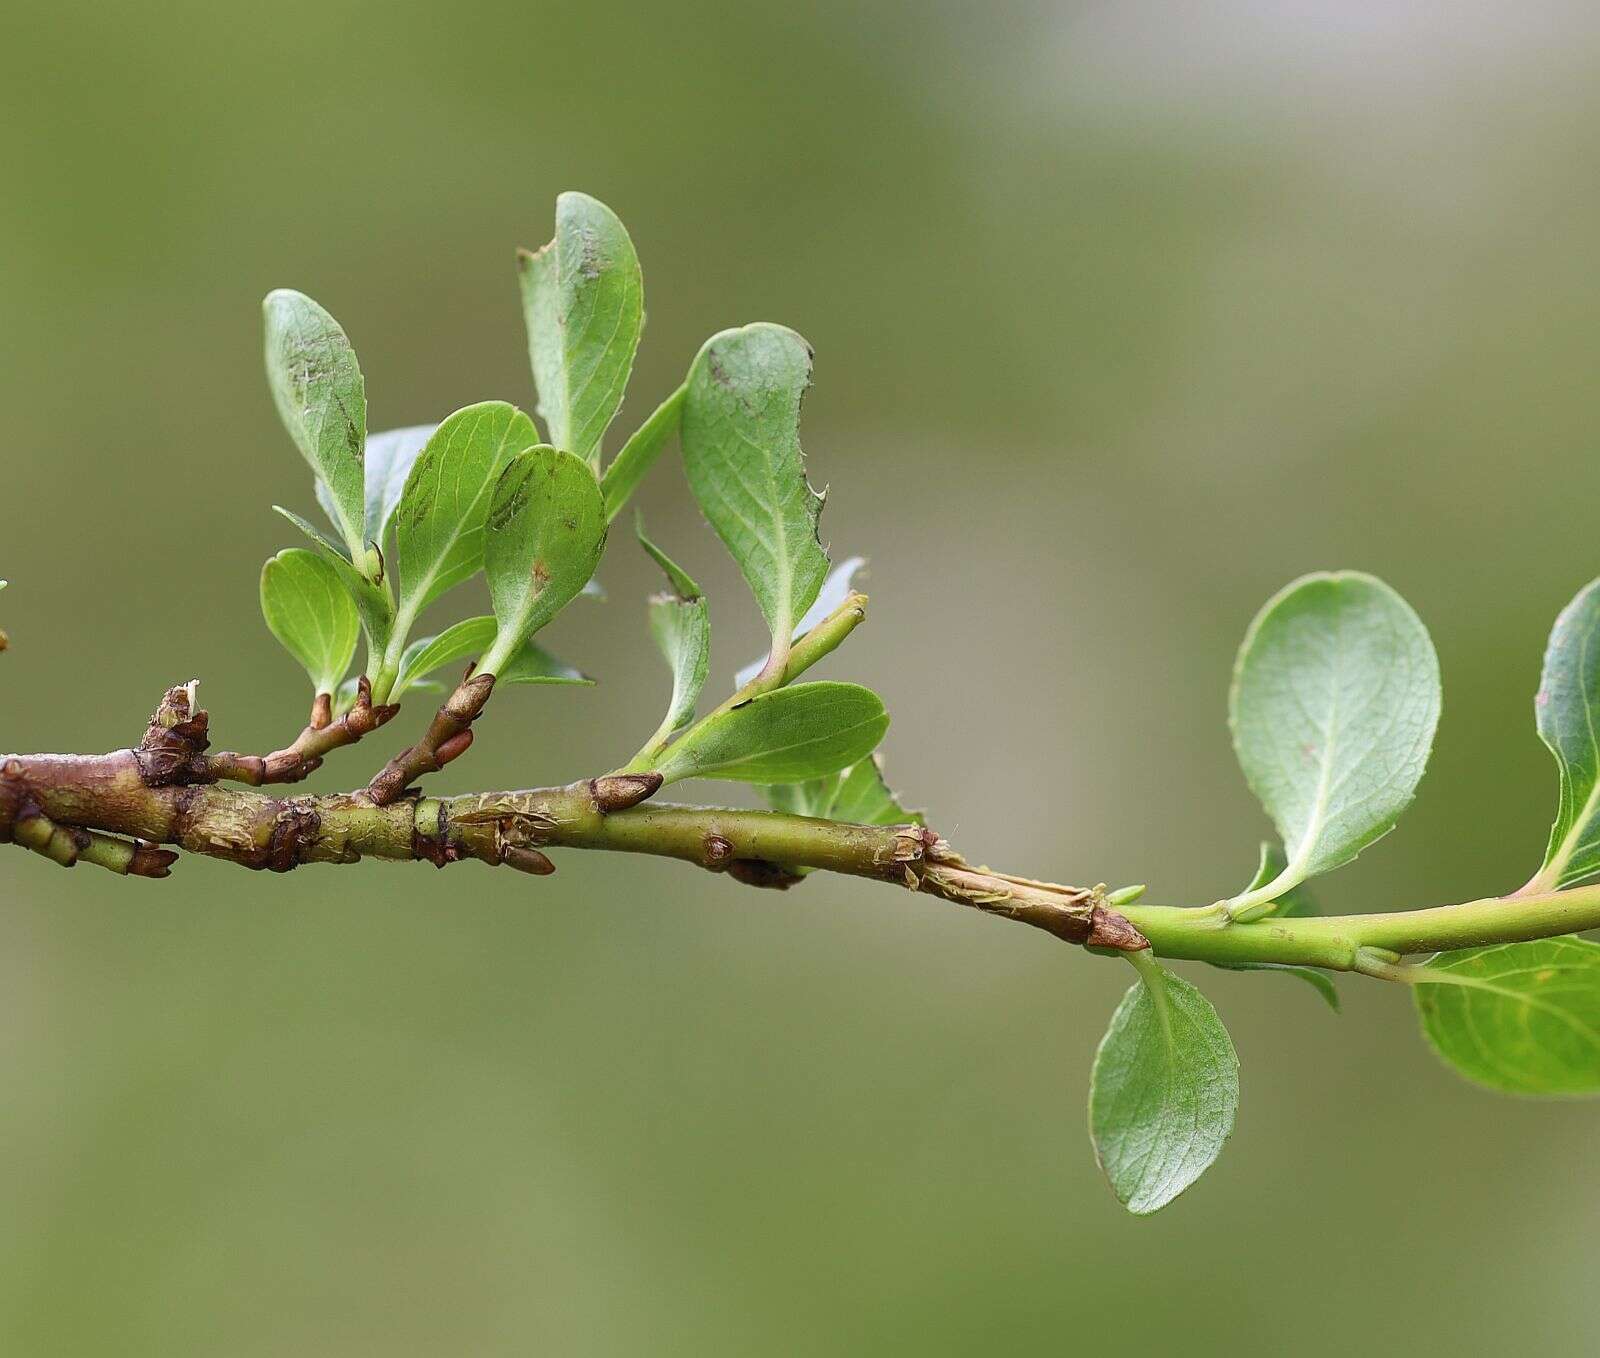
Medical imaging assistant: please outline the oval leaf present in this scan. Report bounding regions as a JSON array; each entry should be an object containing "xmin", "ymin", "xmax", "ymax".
[
  {"xmin": 1228, "ymin": 571, "xmax": 1440, "ymax": 913},
  {"xmin": 1416, "ymin": 937, "xmax": 1600, "ymax": 1095},
  {"xmin": 518, "ymin": 191, "xmax": 643, "ymax": 466},
  {"xmin": 655, "ymin": 682, "xmax": 888, "ymax": 786},
  {"xmin": 1090, "ymin": 960, "xmax": 1239, "ymax": 1215},
  {"xmin": 1529, "ymin": 578, "xmax": 1600, "ymax": 890},
  {"xmin": 259, "ymin": 548, "xmax": 359, "ymax": 695},
  {"xmin": 480, "ymin": 447, "xmax": 607, "ymax": 676},
  {"xmin": 263, "ymin": 290, "xmax": 367, "ymax": 560},
  {"xmin": 394, "ymin": 402, "xmax": 538, "ymax": 617},
  {"xmin": 680, "ymin": 323, "xmax": 828, "ymax": 656}
]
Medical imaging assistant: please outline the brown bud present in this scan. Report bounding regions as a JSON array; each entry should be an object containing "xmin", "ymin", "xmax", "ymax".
[
  {"xmin": 503, "ymin": 845, "xmax": 556, "ymax": 876},
  {"xmin": 591, "ymin": 772, "xmax": 664, "ymax": 814},
  {"xmin": 129, "ymin": 843, "xmax": 180, "ymax": 878},
  {"xmin": 435, "ymin": 729, "xmax": 475, "ymax": 766}
]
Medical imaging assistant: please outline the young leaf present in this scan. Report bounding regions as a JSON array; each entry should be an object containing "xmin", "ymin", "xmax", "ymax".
[
  {"xmin": 1089, "ymin": 957, "xmax": 1239, "ymax": 1215},
  {"xmin": 1415, "ymin": 937, "xmax": 1600, "ymax": 1095},
  {"xmin": 735, "ymin": 555, "xmax": 865, "ymax": 689},
  {"xmin": 479, "ymin": 447, "xmax": 607, "ymax": 677},
  {"xmin": 680, "ymin": 324, "xmax": 827, "ymax": 664},
  {"xmin": 1227, "ymin": 572, "xmax": 1440, "ymax": 917},
  {"xmin": 654, "ymin": 682, "xmax": 888, "ymax": 785},
  {"xmin": 259, "ymin": 549, "xmax": 359, "ymax": 695},
  {"xmin": 263, "ymin": 290, "xmax": 368, "ymax": 561},
  {"xmin": 636, "ymin": 520, "xmax": 710, "ymax": 753},
  {"xmin": 601, "ymin": 384, "xmax": 685, "ymax": 521},
  {"xmin": 394, "ymin": 402, "xmax": 538, "ymax": 618},
  {"xmin": 518, "ymin": 191, "xmax": 643, "ymax": 467},
  {"xmin": 768, "ymin": 756, "xmax": 923, "ymax": 826},
  {"xmin": 393, "ymin": 615, "xmax": 589, "ymax": 700},
  {"xmin": 1528, "ymin": 578, "xmax": 1600, "ymax": 890},
  {"xmin": 272, "ymin": 506, "xmax": 395, "ymax": 658}
]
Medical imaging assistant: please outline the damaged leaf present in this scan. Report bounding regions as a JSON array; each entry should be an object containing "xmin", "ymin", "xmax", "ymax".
[
  {"xmin": 519, "ymin": 191, "xmax": 643, "ymax": 467},
  {"xmin": 681, "ymin": 323, "xmax": 827, "ymax": 666}
]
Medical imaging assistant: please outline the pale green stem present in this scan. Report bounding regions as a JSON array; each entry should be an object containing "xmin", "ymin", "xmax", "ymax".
[{"xmin": 1120, "ymin": 885, "xmax": 1600, "ymax": 972}]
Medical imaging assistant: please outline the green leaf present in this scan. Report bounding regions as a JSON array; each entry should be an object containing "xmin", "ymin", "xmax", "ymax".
[
  {"xmin": 263, "ymin": 290, "xmax": 368, "ymax": 561},
  {"xmin": 1415, "ymin": 937, "xmax": 1600, "ymax": 1095},
  {"xmin": 518, "ymin": 191, "xmax": 643, "ymax": 467},
  {"xmin": 655, "ymin": 681, "xmax": 888, "ymax": 786},
  {"xmin": 1238, "ymin": 842, "xmax": 1319, "ymax": 918},
  {"xmin": 393, "ymin": 615, "xmax": 589, "ymax": 700},
  {"xmin": 601, "ymin": 384, "xmax": 684, "ymax": 521},
  {"xmin": 272, "ymin": 506, "xmax": 394, "ymax": 658},
  {"xmin": 736, "ymin": 555, "xmax": 865, "ymax": 689},
  {"xmin": 768, "ymin": 755, "xmax": 922, "ymax": 826},
  {"xmin": 1089, "ymin": 958, "xmax": 1239, "ymax": 1215},
  {"xmin": 1216, "ymin": 962, "xmax": 1340, "ymax": 1011},
  {"xmin": 1227, "ymin": 572, "xmax": 1440, "ymax": 916},
  {"xmin": 637, "ymin": 520, "xmax": 710, "ymax": 746},
  {"xmin": 394, "ymin": 402, "xmax": 538, "ymax": 619},
  {"xmin": 259, "ymin": 549, "xmax": 359, "ymax": 695},
  {"xmin": 479, "ymin": 446, "xmax": 607, "ymax": 676},
  {"xmin": 1529, "ymin": 578, "xmax": 1600, "ymax": 890},
  {"xmin": 680, "ymin": 324, "xmax": 827, "ymax": 656}
]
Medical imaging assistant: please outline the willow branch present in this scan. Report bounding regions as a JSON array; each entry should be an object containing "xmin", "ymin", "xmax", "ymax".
[{"xmin": 14, "ymin": 683, "xmax": 1600, "ymax": 971}]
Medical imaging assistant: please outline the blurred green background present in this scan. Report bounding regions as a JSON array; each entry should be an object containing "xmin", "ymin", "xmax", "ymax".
[{"xmin": 4, "ymin": 0, "xmax": 1600, "ymax": 1352}]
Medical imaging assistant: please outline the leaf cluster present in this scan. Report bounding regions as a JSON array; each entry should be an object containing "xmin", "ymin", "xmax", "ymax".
[{"xmin": 260, "ymin": 192, "xmax": 896, "ymax": 794}]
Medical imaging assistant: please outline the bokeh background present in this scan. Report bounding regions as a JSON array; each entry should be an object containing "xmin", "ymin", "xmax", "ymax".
[{"xmin": 3, "ymin": 0, "xmax": 1600, "ymax": 1351}]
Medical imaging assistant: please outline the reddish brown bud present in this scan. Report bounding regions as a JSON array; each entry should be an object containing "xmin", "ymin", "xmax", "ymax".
[
  {"xmin": 591, "ymin": 772, "xmax": 664, "ymax": 814},
  {"xmin": 129, "ymin": 843, "xmax": 180, "ymax": 878},
  {"xmin": 503, "ymin": 845, "xmax": 556, "ymax": 875}
]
